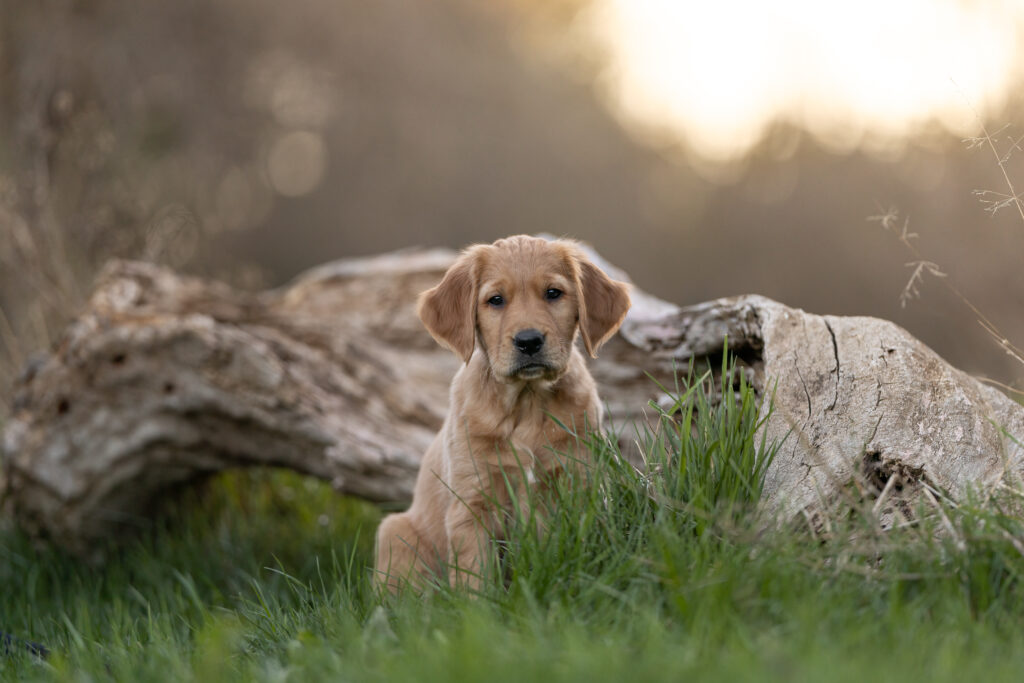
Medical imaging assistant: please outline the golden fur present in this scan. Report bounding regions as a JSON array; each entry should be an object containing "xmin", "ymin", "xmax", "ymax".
[{"xmin": 374, "ymin": 235, "xmax": 631, "ymax": 592}]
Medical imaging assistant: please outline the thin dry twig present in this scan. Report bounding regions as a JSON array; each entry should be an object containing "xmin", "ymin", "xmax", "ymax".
[
  {"xmin": 899, "ymin": 260, "xmax": 946, "ymax": 309},
  {"xmin": 975, "ymin": 376, "xmax": 1024, "ymax": 398},
  {"xmin": 869, "ymin": 204, "xmax": 1024, "ymax": 369},
  {"xmin": 871, "ymin": 474, "xmax": 899, "ymax": 516},
  {"xmin": 976, "ymin": 317, "xmax": 1024, "ymax": 369},
  {"xmin": 964, "ymin": 122, "xmax": 1024, "ymax": 224},
  {"xmin": 922, "ymin": 486, "xmax": 966, "ymax": 553},
  {"xmin": 995, "ymin": 481, "xmax": 1024, "ymax": 500},
  {"xmin": 868, "ymin": 204, "xmax": 918, "ymax": 245}
]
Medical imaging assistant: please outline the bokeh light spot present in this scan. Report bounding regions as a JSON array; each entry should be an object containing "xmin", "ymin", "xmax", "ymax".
[
  {"xmin": 588, "ymin": 0, "xmax": 1024, "ymax": 161},
  {"xmin": 266, "ymin": 130, "xmax": 328, "ymax": 198}
]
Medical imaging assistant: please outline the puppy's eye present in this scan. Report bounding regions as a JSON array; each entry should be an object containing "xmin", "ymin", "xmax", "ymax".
[
  {"xmin": 545, "ymin": 288, "xmax": 563, "ymax": 301},
  {"xmin": 487, "ymin": 295, "xmax": 505, "ymax": 307}
]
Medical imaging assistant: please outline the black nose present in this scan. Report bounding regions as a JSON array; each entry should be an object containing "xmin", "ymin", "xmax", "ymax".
[{"xmin": 513, "ymin": 329, "xmax": 545, "ymax": 356}]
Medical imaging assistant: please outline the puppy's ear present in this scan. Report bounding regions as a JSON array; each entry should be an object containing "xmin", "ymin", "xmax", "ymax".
[
  {"xmin": 575, "ymin": 255, "xmax": 631, "ymax": 358},
  {"xmin": 418, "ymin": 247, "xmax": 482, "ymax": 363}
]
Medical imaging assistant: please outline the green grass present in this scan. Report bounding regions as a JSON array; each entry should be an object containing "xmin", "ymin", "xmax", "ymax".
[{"xmin": 4, "ymin": 360, "xmax": 1024, "ymax": 681}]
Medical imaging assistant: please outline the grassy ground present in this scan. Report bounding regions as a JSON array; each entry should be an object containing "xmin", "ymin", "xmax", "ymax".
[{"xmin": 4, "ymin": 365, "xmax": 1024, "ymax": 682}]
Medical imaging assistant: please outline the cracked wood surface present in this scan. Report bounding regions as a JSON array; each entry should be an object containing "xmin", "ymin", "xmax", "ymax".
[
  {"xmin": 758, "ymin": 306, "xmax": 1024, "ymax": 518},
  {"xmin": 3, "ymin": 245, "xmax": 1024, "ymax": 555}
]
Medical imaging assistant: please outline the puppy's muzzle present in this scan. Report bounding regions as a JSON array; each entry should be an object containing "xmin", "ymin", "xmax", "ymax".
[{"xmin": 510, "ymin": 328, "xmax": 555, "ymax": 380}]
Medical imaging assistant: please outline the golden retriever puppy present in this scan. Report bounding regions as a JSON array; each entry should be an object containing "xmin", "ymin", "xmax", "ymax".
[{"xmin": 374, "ymin": 235, "xmax": 631, "ymax": 592}]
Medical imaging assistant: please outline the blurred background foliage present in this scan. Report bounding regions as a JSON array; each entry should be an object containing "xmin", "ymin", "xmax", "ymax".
[{"xmin": 1, "ymin": 0, "xmax": 1023, "ymax": 407}]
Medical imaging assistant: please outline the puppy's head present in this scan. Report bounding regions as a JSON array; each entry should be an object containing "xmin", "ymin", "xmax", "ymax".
[{"xmin": 418, "ymin": 235, "xmax": 631, "ymax": 383}]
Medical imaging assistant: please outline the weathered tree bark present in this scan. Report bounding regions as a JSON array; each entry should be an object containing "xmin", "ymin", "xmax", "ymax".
[{"xmin": 3, "ymin": 245, "xmax": 1024, "ymax": 556}]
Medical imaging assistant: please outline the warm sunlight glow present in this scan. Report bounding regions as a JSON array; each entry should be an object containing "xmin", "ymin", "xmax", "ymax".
[{"xmin": 588, "ymin": 0, "xmax": 1024, "ymax": 161}]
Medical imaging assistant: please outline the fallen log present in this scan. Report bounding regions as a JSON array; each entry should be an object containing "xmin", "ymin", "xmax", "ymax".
[{"xmin": 3, "ymin": 244, "xmax": 1023, "ymax": 556}]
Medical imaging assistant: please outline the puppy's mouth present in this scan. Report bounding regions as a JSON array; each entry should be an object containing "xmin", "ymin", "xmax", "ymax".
[{"xmin": 509, "ymin": 361, "xmax": 556, "ymax": 381}]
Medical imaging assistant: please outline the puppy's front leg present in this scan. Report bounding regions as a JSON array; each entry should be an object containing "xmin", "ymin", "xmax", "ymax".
[
  {"xmin": 375, "ymin": 511, "xmax": 439, "ymax": 594},
  {"xmin": 445, "ymin": 499, "xmax": 494, "ymax": 591}
]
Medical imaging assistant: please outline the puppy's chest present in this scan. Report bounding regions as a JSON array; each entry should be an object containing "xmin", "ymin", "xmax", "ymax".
[
  {"xmin": 480, "ymin": 399, "xmax": 578, "ymax": 466},
  {"xmin": 506, "ymin": 413, "xmax": 558, "ymax": 453}
]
